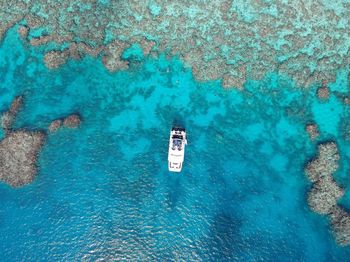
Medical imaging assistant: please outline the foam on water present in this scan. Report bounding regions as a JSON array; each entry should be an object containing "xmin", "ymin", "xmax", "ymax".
[{"xmin": 1, "ymin": 26, "xmax": 350, "ymax": 261}]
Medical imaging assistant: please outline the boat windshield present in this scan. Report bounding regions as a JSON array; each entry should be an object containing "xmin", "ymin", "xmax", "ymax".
[
  {"xmin": 172, "ymin": 138, "xmax": 182, "ymax": 150},
  {"xmin": 172, "ymin": 134, "xmax": 183, "ymax": 140}
]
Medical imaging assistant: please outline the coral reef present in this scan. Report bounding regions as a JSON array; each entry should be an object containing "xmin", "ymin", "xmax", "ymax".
[
  {"xmin": 330, "ymin": 206, "xmax": 350, "ymax": 246},
  {"xmin": 222, "ymin": 73, "xmax": 245, "ymax": 90},
  {"xmin": 305, "ymin": 142, "xmax": 350, "ymax": 246},
  {"xmin": 307, "ymin": 175, "xmax": 344, "ymax": 215},
  {"xmin": 0, "ymin": 96, "xmax": 46, "ymax": 187},
  {"xmin": 140, "ymin": 38, "xmax": 156, "ymax": 56},
  {"xmin": 2, "ymin": 1, "xmax": 349, "ymax": 88},
  {"xmin": 63, "ymin": 114, "xmax": 81, "ymax": 128},
  {"xmin": 0, "ymin": 130, "xmax": 46, "ymax": 187},
  {"xmin": 102, "ymin": 41, "xmax": 130, "ymax": 72},
  {"xmin": 0, "ymin": 1, "xmax": 29, "ymax": 43},
  {"xmin": 305, "ymin": 142, "xmax": 339, "ymax": 183},
  {"xmin": 74, "ymin": 43, "xmax": 103, "ymax": 58},
  {"xmin": 305, "ymin": 123, "xmax": 319, "ymax": 141},
  {"xmin": 48, "ymin": 114, "xmax": 82, "ymax": 132},
  {"xmin": 17, "ymin": 25, "xmax": 28, "ymax": 39},
  {"xmin": 44, "ymin": 50, "xmax": 70, "ymax": 69},
  {"xmin": 30, "ymin": 35, "xmax": 51, "ymax": 46},
  {"xmin": 48, "ymin": 119, "xmax": 63, "ymax": 133},
  {"xmin": 1, "ymin": 96, "xmax": 23, "ymax": 133},
  {"xmin": 317, "ymin": 86, "xmax": 330, "ymax": 100},
  {"xmin": 42, "ymin": 43, "xmax": 104, "ymax": 69}
]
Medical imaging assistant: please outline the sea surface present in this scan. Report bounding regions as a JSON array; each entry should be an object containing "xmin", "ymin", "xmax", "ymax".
[{"xmin": 1, "ymin": 26, "xmax": 350, "ymax": 261}]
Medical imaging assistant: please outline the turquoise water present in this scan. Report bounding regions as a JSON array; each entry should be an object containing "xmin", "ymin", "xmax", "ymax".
[{"xmin": 1, "ymin": 27, "xmax": 350, "ymax": 261}]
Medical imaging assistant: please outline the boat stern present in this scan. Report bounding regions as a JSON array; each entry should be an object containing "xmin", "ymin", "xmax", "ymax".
[{"xmin": 168, "ymin": 161, "xmax": 182, "ymax": 172}]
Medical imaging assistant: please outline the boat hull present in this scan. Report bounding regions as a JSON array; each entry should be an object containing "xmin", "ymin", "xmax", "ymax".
[{"xmin": 168, "ymin": 127, "xmax": 187, "ymax": 172}]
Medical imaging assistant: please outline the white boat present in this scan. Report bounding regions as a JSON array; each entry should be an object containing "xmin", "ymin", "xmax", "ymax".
[{"xmin": 168, "ymin": 127, "xmax": 187, "ymax": 172}]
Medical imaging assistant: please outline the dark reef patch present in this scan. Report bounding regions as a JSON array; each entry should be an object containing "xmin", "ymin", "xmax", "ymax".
[{"xmin": 305, "ymin": 142, "xmax": 350, "ymax": 246}]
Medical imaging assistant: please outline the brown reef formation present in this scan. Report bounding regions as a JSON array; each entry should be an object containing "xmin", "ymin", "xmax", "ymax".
[
  {"xmin": 102, "ymin": 41, "xmax": 130, "ymax": 72},
  {"xmin": 48, "ymin": 113, "xmax": 82, "ymax": 132},
  {"xmin": 44, "ymin": 50, "xmax": 70, "ymax": 69},
  {"xmin": 1, "ymin": 96, "xmax": 23, "ymax": 133},
  {"xmin": 43, "ymin": 43, "xmax": 105, "ymax": 69},
  {"xmin": 17, "ymin": 25, "xmax": 28, "ymax": 39},
  {"xmin": 0, "ymin": 96, "xmax": 46, "ymax": 187},
  {"xmin": 0, "ymin": 130, "xmax": 46, "ymax": 187},
  {"xmin": 305, "ymin": 142, "xmax": 350, "ymax": 246},
  {"xmin": 317, "ymin": 80, "xmax": 330, "ymax": 101},
  {"xmin": 317, "ymin": 87, "xmax": 330, "ymax": 100},
  {"xmin": 305, "ymin": 123, "xmax": 319, "ymax": 141},
  {"xmin": 2, "ymin": 1, "xmax": 349, "ymax": 89}
]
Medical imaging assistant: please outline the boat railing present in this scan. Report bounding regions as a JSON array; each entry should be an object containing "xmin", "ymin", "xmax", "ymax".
[{"xmin": 172, "ymin": 127, "xmax": 185, "ymax": 132}]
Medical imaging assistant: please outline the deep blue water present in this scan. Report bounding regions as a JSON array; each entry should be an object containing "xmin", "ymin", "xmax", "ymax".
[{"xmin": 1, "ymin": 26, "xmax": 350, "ymax": 261}]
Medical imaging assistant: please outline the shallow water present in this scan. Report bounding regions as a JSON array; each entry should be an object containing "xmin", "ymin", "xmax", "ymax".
[{"xmin": 1, "ymin": 27, "xmax": 350, "ymax": 261}]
